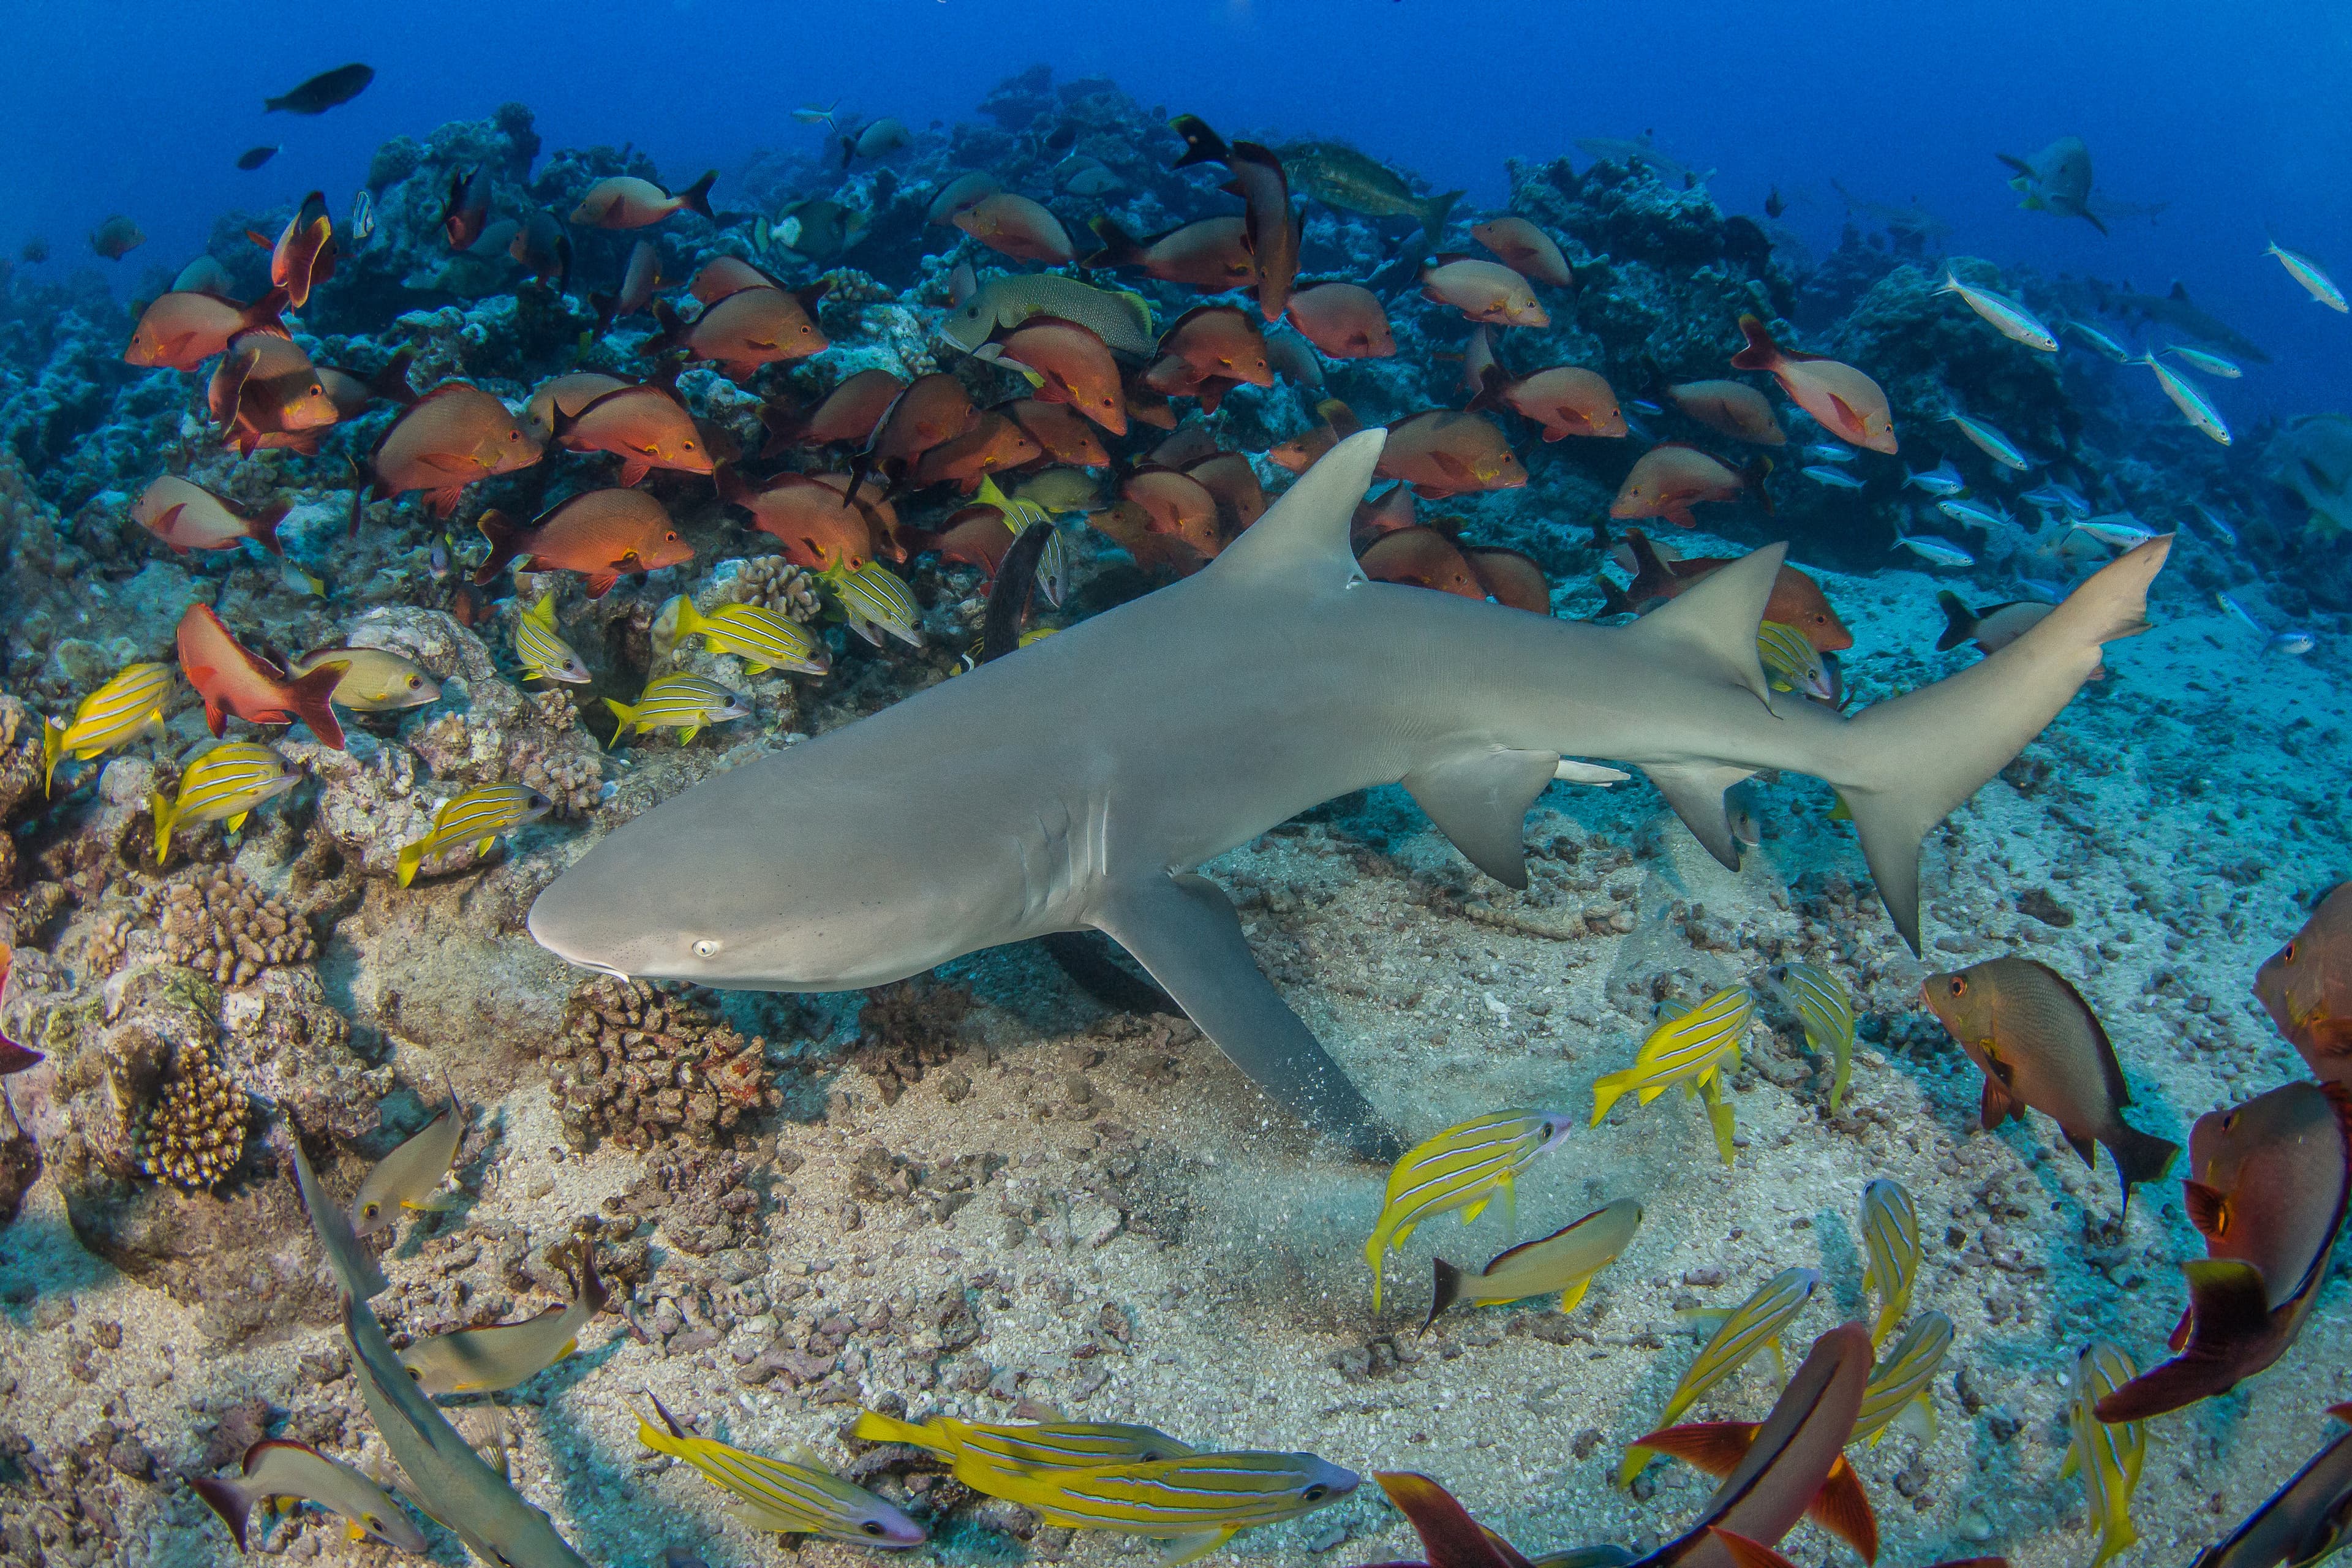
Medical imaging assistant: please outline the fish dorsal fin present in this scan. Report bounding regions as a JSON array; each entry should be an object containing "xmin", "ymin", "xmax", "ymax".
[
  {"xmin": 1618, "ymin": 541, "xmax": 1782, "ymax": 710},
  {"xmin": 1208, "ymin": 426, "xmax": 1387, "ymax": 584}
]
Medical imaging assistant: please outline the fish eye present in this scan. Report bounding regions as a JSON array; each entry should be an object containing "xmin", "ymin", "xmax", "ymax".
[
  {"xmin": 1948, "ymin": 978, "xmax": 1966, "ymax": 997},
  {"xmin": 405, "ymin": 1366, "xmax": 424, "ymax": 1382},
  {"xmin": 406, "ymin": 676, "xmax": 422, "ymax": 688},
  {"xmin": 507, "ymin": 429, "xmax": 521, "ymax": 441},
  {"xmin": 693, "ymin": 939, "xmax": 723, "ymax": 958},
  {"xmin": 862, "ymin": 1523, "xmax": 886, "ymax": 1537},
  {"xmin": 665, "ymin": 531, "xmax": 678, "ymax": 542},
  {"xmin": 683, "ymin": 440, "xmax": 696, "ymax": 450},
  {"xmin": 309, "ymin": 383, "xmax": 324, "ymax": 396},
  {"xmin": 2286, "ymin": 941, "xmax": 2299, "ymax": 962},
  {"xmin": 1303, "ymin": 1486, "xmax": 1328, "ymax": 1502}
]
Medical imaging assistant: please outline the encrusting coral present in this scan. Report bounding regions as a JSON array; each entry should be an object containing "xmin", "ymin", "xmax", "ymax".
[
  {"xmin": 543, "ymin": 976, "xmax": 782, "ymax": 1151},
  {"xmin": 149, "ymin": 867, "xmax": 316, "ymax": 987}
]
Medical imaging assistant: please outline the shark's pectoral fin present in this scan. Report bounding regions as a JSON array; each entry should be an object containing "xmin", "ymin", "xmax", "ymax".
[
  {"xmin": 1639, "ymin": 763, "xmax": 1756, "ymax": 870},
  {"xmin": 1403, "ymin": 748, "xmax": 1561, "ymax": 888},
  {"xmin": 1091, "ymin": 872, "xmax": 1401, "ymax": 1161}
]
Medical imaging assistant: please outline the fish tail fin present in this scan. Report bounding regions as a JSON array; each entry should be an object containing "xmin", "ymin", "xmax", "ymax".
[
  {"xmin": 251, "ymin": 499, "xmax": 289, "ymax": 557},
  {"xmin": 1830, "ymin": 537, "xmax": 2168, "ymax": 952},
  {"xmin": 1622, "ymin": 526, "xmax": 1678, "ymax": 605},
  {"xmin": 1703, "ymin": 1528, "xmax": 1802, "ymax": 1568},
  {"xmin": 1933, "ymin": 590, "xmax": 1978, "ymax": 652},
  {"xmin": 1167, "ymin": 115, "xmax": 1230, "ymax": 169},
  {"xmin": 473, "ymin": 508, "xmax": 524, "ymax": 584},
  {"xmin": 1746, "ymin": 455, "xmax": 1776, "ymax": 516},
  {"xmin": 1596, "ymin": 576, "xmax": 1639, "ymax": 619},
  {"xmin": 647, "ymin": 298, "xmax": 686, "ymax": 357},
  {"xmin": 189, "ymin": 1474, "xmax": 253, "ymax": 1553},
  {"xmin": 1085, "ymin": 215, "xmax": 1146, "ymax": 269},
  {"xmin": 286, "ymin": 662, "xmax": 347, "ymax": 750},
  {"xmin": 1728, "ymin": 312, "xmax": 1780, "ymax": 371},
  {"xmin": 369, "ymin": 347, "xmax": 417, "ymax": 407},
  {"xmin": 851, "ymin": 1410, "xmax": 947, "ymax": 1453},
  {"xmin": 1996, "ymin": 153, "xmax": 2032, "ymax": 176},
  {"xmin": 149, "ymin": 788, "xmax": 178, "ymax": 862},
  {"xmin": 1420, "ymin": 191, "xmax": 1465, "ymax": 242},
  {"xmin": 679, "ymin": 170, "xmax": 717, "ymax": 219},
  {"xmin": 604, "ymin": 698, "xmax": 636, "ymax": 747},
  {"xmin": 2106, "ymin": 1123, "xmax": 2181, "ymax": 1206},
  {"xmin": 2092, "ymin": 1260, "xmax": 2270, "ymax": 1423},
  {"xmin": 394, "ymin": 839, "xmax": 428, "ymax": 888},
  {"xmin": 1591, "ymin": 1067, "xmax": 1640, "ymax": 1125},
  {"xmin": 39, "ymin": 717, "xmax": 64, "ymax": 796},
  {"xmin": 238, "ymin": 287, "xmax": 290, "ymax": 337},
  {"xmin": 1422, "ymin": 1257, "xmax": 1463, "ymax": 1335},
  {"xmin": 714, "ymin": 462, "xmax": 752, "ymax": 507}
]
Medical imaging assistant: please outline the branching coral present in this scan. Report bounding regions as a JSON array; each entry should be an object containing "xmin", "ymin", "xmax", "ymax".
[{"xmin": 149, "ymin": 868, "xmax": 317, "ymax": 987}]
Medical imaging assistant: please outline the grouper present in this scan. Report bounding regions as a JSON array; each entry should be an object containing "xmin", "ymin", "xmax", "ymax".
[{"xmin": 529, "ymin": 429, "xmax": 2168, "ymax": 1160}]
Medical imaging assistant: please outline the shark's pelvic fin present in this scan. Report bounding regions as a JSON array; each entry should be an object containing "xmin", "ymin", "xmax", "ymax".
[
  {"xmin": 1619, "ymin": 541, "xmax": 1784, "ymax": 710},
  {"xmin": 1090, "ymin": 872, "xmax": 1401, "ymax": 1160},
  {"xmin": 1640, "ymin": 762, "xmax": 1758, "ymax": 870},
  {"xmin": 1210, "ymin": 426, "xmax": 1389, "ymax": 583},
  {"xmin": 1403, "ymin": 747, "xmax": 1562, "ymax": 889}
]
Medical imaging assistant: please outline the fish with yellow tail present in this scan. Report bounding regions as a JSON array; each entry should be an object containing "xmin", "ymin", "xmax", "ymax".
[
  {"xmin": 2059, "ymin": 1343, "xmax": 2147, "ymax": 1568},
  {"xmin": 605, "ymin": 673, "xmax": 751, "ymax": 745},
  {"xmin": 350, "ymin": 1094, "xmax": 464, "ymax": 1235},
  {"xmin": 42, "ymin": 662, "xmax": 173, "ymax": 794},
  {"xmin": 639, "ymin": 1395, "xmax": 926, "ymax": 1546},
  {"xmin": 852, "ymin": 1409, "xmax": 1192, "ymax": 1487},
  {"xmin": 1365, "ymin": 1109, "xmax": 1575, "ymax": 1311},
  {"xmin": 191, "ymin": 1436, "xmax": 427, "ymax": 1554},
  {"xmin": 396, "ymin": 784, "xmax": 552, "ymax": 887},
  {"xmin": 652, "ymin": 595, "xmax": 830, "ymax": 676},
  {"xmin": 1423, "ymin": 1197, "xmax": 1641, "ymax": 1332},
  {"xmin": 954, "ymin": 1448, "xmax": 1357, "ymax": 1565},
  {"xmin": 1765, "ymin": 962, "xmax": 1856, "ymax": 1109},
  {"xmin": 149, "ymin": 741, "xmax": 296, "ymax": 860},
  {"xmin": 1592, "ymin": 986, "xmax": 1754, "ymax": 1166},
  {"xmin": 513, "ymin": 591, "xmax": 590, "ymax": 685},
  {"xmin": 1857, "ymin": 1178, "xmax": 1920, "ymax": 1351},
  {"xmin": 1850, "ymin": 1310, "xmax": 1950, "ymax": 1446},
  {"xmin": 826, "ymin": 559, "xmax": 923, "ymax": 647},
  {"xmin": 1755, "ymin": 622, "xmax": 1832, "ymax": 703},
  {"xmin": 1621, "ymin": 1267, "xmax": 1819, "ymax": 1487},
  {"xmin": 977, "ymin": 473, "xmax": 1071, "ymax": 607},
  {"xmin": 401, "ymin": 1251, "xmax": 605, "ymax": 1395}
]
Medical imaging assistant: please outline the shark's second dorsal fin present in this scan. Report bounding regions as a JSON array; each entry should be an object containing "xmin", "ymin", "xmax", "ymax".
[
  {"xmin": 1618, "ymin": 542, "xmax": 1784, "ymax": 709},
  {"xmin": 1210, "ymin": 427, "xmax": 1389, "ymax": 584}
]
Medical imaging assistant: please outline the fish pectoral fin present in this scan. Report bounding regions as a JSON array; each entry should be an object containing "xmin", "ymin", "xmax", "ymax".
[
  {"xmin": 1091, "ymin": 872, "xmax": 1400, "ymax": 1161},
  {"xmin": 2180, "ymin": 1180, "xmax": 2228, "ymax": 1238},
  {"xmin": 1158, "ymin": 1529, "xmax": 1235, "ymax": 1567},
  {"xmin": 1977, "ymin": 1077, "xmax": 2019, "ymax": 1131},
  {"xmin": 1556, "ymin": 1276, "xmax": 1591, "ymax": 1314},
  {"xmin": 1401, "ymin": 748, "xmax": 1561, "ymax": 889},
  {"xmin": 1637, "ymin": 763, "xmax": 1757, "ymax": 872},
  {"xmin": 1459, "ymin": 1194, "xmax": 1492, "ymax": 1225},
  {"xmin": 2092, "ymin": 1260, "xmax": 2275, "ymax": 1424},
  {"xmin": 1892, "ymin": 1391, "xmax": 1937, "ymax": 1446},
  {"xmin": 1628, "ymin": 1421, "xmax": 1757, "ymax": 1478},
  {"xmin": 1806, "ymin": 1454, "xmax": 1880, "ymax": 1564}
]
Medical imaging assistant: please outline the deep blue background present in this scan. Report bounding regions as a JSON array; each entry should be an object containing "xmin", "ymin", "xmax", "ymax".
[{"xmin": 18, "ymin": 0, "xmax": 2349, "ymax": 419}]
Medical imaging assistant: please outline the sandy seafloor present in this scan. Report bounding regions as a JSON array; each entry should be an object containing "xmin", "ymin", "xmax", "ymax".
[{"xmin": 1, "ymin": 534, "xmax": 2346, "ymax": 1568}]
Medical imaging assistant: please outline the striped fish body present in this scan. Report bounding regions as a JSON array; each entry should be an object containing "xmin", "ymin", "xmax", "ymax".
[
  {"xmin": 679, "ymin": 599, "xmax": 829, "ymax": 676},
  {"xmin": 1851, "ymin": 1310, "xmax": 1951, "ymax": 1445},
  {"xmin": 44, "ymin": 662, "xmax": 173, "ymax": 793},
  {"xmin": 1365, "ymin": 1109, "xmax": 1573, "ymax": 1311},
  {"xmin": 1858, "ymin": 1178, "xmax": 1921, "ymax": 1348},
  {"xmin": 514, "ymin": 593, "xmax": 589, "ymax": 684},
  {"xmin": 959, "ymin": 1450, "xmax": 1357, "ymax": 1564},
  {"xmin": 151, "ymin": 741, "xmax": 296, "ymax": 859},
  {"xmin": 1770, "ymin": 962, "xmax": 1856, "ymax": 1110},
  {"xmin": 2062, "ymin": 1343, "xmax": 2146, "ymax": 1568},
  {"xmin": 605, "ymin": 673, "xmax": 750, "ymax": 745},
  {"xmin": 1620, "ymin": 1266, "xmax": 1819, "ymax": 1487},
  {"xmin": 1591, "ymin": 986, "xmax": 1753, "ymax": 1123},
  {"xmin": 637, "ymin": 1416, "xmax": 924, "ymax": 1547},
  {"xmin": 1757, "ymin": 621, "xmax": 1831, "ymax": 701},
  {"xmin": 397, "ymin": 785, "xmax": 552, "ymax": 888},
  {"xmin": 1937, "ymin": 272, "xmax": 2059, "ymax": 352},
  {"xmin": 2268, "ymin": 242, "xmax": 2348, "ymax": 312},
  {"xmin": 854, "ymin": 1410, "xmax": 1193, "ymax": 1477},
  {"xmin": 2144, "ymin": 358, "xmax": 2232, "ymax": 445},
  {"xmin": 977, "ymin": 475, "xmax": 1069, "ymax": 607},
  {"xmin": 1946, "ymin": 413, "xmax": 2031, "ymax": 470},
  {"xmin": 828, "ymin": 561, "xmax": 922, "ymax": 647}
]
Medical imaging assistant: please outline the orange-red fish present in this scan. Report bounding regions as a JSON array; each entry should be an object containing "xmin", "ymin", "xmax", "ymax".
[
  {"xmin": 1466, "ymin": 331, "xmax": 1625, "ymax": 440},
  {"xmin": 1611, "ymin": 443, "xmax": 1769, "ymax": 527},
  {"xmin": 1420, "ymin": 255, "xmax": 1548, "ymax": 327},
  {"xmin": 1088, "ymin": 497, "xmax": 1202, "ymax": 577},
  {"xmin": 208, "ymin": 331, "xmax": 337, "ymax": 456},
  {"xmin": 1123, "ymin": 467, "xmax": 1223, "ymax": 558},
  {"xmin": 551, "ymin": 383, "xmax": 712, "ymax": 484},
  {"xmin": 267, "ymin": 191, "xmax": 336, "ymax": 307},
  {"xmin": 1123, "ymin": 377, "xmax": 1178, "ymax": 431},
  {"xmin": 1603, "ymin": 528, "xmax": 1852, "ymax": 653},
  {"xmin": 176, "ymin": 604, "xmax": 344, "ymax": 749},
  {"xmin": 718, "ymin": 469, "xmax": 875, "ymax": 571},
  {"xmin": 1149, "ymin": 304, "xmax": 1272, "ymax": 393},
  {"xmin": 124, "ymin": 289, "xmax": 288, "ymax": 371},
  {"xmin": 689, "ymin": 255, "xmax": 773, "ymax": 306},
  {"xmin": 594, "ymin": 239, "xmax": 664, "ymax": 327},
  {"xmin": 1285, "ymin": 282, "xmax": 1393, "ymax": 358},
  {"xmin": 921, "ymin": 507, "xmax": 1016, "ymax": 578},
  {"xmin": 1352, "ymin": 480, "xmax": 1417, "ymax": 542},
  {"xmin": 914, "ymin": 412, "xmax": 1042, "ymax": 492},
  {"xmin": 1378, "ymin": 410, "xmax": 1528, "ymax": 499},
  {"xmin": 317, "ymin": 349, "xmax": 417, "ymax": 419},
  {"xmin": 762, "ymin": 368, "xmax": 905, "ymax": 453},
  {"xmin": 1668, "ymin": 380, "xmax": 1787, "ymax": 445},
  {"xmin": 1471, "ymin": 216, "xmax": 1572, "ymax": 287},
  {"xmin": 442, "ymin": 167, "xmax": 492, "ymax": 251},
  {"xmin": 654, "ymin": 282, "xmax": 828, "ymax": 378},
  {"xmin": 133, "ymin": 476, "xmax": 287, "ymax": 556},
  {"xmin": 1360, "ymin": 527, "xmax": 1481, "ymax": 598},
  {"xmin": 1730, "ymin": 314, "xmax": 1896, "ymax": 454},
  {"xmin": 371, "ymin": 384, "xmax": 543, "ymax": 517},
  {"xmin": 953, "ymin": 193, "xmax": 1074, "ymax": 265},
  {"xmin": 859, "ymin": 374, "xmax": 980, "ymax": 492},
  {"xmin": 1170, "ymin": 115, "xmax": 1298, "ymax": 322},
  {"xmin": 1006, "ymin": 398, "xmax": 1110, "ymax": 467},
  {"xmin": 992, "ymin": 317, "xmax": 1126, "ymax": 435},
  {"xmin": 1085, "ymin": 215, "xmax": 1254, "ymax": 290},
  {"xmin": 475, "ymin": 489, "xmax": 691, "ymax": 597},
  {"xmin": 524, "ymin": 372, "xmax": 631, "ymax": 440},
  {"xmin": 1269, "ymin": 398, "xmax": 1363, "ymax": 474},
  {"xmin": 1183, "ymin": 451, "xmax": 1266, "ymax": 536},
  {"xmin": 2256, "ymin": 886, "xmax": 2352, "ymax": 1083},
  {"xmin": 570, "ymin": 172, "xmax": 717, "ymax": 230}
]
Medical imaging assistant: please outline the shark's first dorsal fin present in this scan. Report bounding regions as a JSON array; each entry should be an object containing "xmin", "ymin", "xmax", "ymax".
[
  {"xmin": 1618, "ymin": 541, "xmax": 1784, "ymax": 709},
  {"xmin": 1211, "ymin": 427, "xmax": 1388, "ymax": 583}
]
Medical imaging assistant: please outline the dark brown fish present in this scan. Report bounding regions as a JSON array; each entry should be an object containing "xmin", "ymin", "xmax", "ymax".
[
  {"xmin": 509, "ymin": 209, "xmax": 571, "ymax": 289},
  {"xmin": 316, "ymin": 349, "xmax": 417, "ymax": 419},
  {"xmin": 475, "ymin": 489, "xmax": 690, "ymax": 598},
  {"xmin": 2096, "ymin": 1082, "xmax": 2352, "ymax": 1423},
  {"xmin": 1920, "ymin": 957, "xmax": 2179, "ymax": 1204},
  {"xmin": 1265, "ymin": 332, "xmax": 1325, "ymax": 388},
  {"xmin": 443, "ymin": 167, "xmax": 492, "ymax": 251},
  {"xmin": 265, "ymin": 63, "xmax": 374, "ymax": 115},
  {"xmin": 1602, "ymin": 528, "xmax": 1852, "ymax": 653},
  {"xmin": 89, "ymin": 215, "xmax": 145, "ymax": 260},
  {"xmin": 1169, "ymin": 115, "xmax": 1298, "ymax": 322},
  {"xmin": 2255, "ymin": 884, "xmax": 2352, "ymax": 1083},
  {"xmin": 235, "ymin": 146, "xmax": 280, "ymax": 172},
  {"xmin": 2188, "ymin": 1406, "xmax": 2352, "ymax": 1568},
  {"xmin": 594, "ymin": 239, "xmax": 663, "ymax": 328}
]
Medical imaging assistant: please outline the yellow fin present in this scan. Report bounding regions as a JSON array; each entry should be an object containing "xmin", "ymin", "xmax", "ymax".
[{"xmin": 1558, "ymin": 1276, "xmax": 1591, "ymax": 1314}]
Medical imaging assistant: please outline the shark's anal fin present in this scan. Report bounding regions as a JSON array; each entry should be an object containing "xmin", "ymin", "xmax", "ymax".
[
  {"xmin": 1403, "ymin": 748, "xmax": 1561, "ymax": 889},
  {"xmin": 1640, "ymin": 763, "xmax": 1757, "ymax": 870},
  {"xmin": 1091, "ymin": 872, "xmax": 1401, "ymax": 1161}
]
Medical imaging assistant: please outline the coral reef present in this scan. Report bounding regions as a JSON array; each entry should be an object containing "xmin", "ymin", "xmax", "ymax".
[
  {"xmin": 148, "ymin": 867, "xmax": 316, "ymax": 987},
  {"xmin": 129, "ymin": 1040, "xmax": 244, "ymax": 1190},
  {"xmin": 543, "ymin": 976, "xmax": 782, "ymax": 1150}
]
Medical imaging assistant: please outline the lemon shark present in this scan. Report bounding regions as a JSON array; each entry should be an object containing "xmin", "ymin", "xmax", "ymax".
[{"xmin": 530, "ymin": 429, "xmax": 2168, "ymax": 1159}]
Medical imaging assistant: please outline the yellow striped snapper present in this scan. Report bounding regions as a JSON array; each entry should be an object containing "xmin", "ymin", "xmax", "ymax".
[
  {"xmin": 1850, "ymin": 1310, "xmax": 1950, "ymax": 1446},
  {"xmin": 401, "ymin": 1252, "xmax": 605, "ymax": 1395},
  {"xmin": 1857, "ymin": 1178, "xmax": 1921, "ymax": 1349},
  {"xmin": 827, "ymin": 560, "xmax": 923, "ymax": 647},
  {"xmin": 2133, "ymin": 352, "xmax": 2232, "ymax": 445},
  {"xmin": 2267, "ymin": 238, "xmax": 2348, "ymax": 312},
  {"xmin": 1619, "ymin": 1265, "xmax": 1819, "ymax": 1486},
  {"xmin": 396, "ymin": 783, "xmax": 553, "ymax": 887},
  {"xmin": 640, "ymin": 1397, "xmax": 924, "ymax": 1545},
  {"xmin": 1757, "ymin": 621, "xmax": 1832, "ymax": 702},
  {"xmin": 288, "ymin": 646, "xmax": 440, "ymax": 711},
  {"xmin": 41, "ymin": 662, "xmax": 173, "ymax": 794},
  {"xmin": 514, "ymin": 592, "xmax": 590, "ymax": 684},
  {"xmin": 350, "ymin": 1096, "xmax": 464, "ymax": 1235},
  {"xmin": 1423, "ymin": 1197, "xmax": 1642, "ymax": 1331},
  {"xmin": 978, "ymin": 474, "xmax": 1070, "ymax": 606},
  {"xmin": 653, "ymin": 594, "xmax": 830, "ymax": 676},
  {"xmin": 1591, "ymin": 986, "xmax": 1752, "ymax": 1166},
  {"xmin": 1936, "ymin": 268, "xmax": 2057, "ymax": 350},
  {"xmin": 191, "ymin": 1437, "xmax": 428, "ymax": 1554},
  {"xmin": 1943, "ymin": 410, "xmax": 2032, "ymax": 470},
  {"xmin": 1365, "ymin": 1109, "xmax": 1575, "ymax": 1311},
  {"xmin": 2059, "ymin": 1343, "xmax": 2147, "ymax": 1568},
  {"xmin": 149, "ymin": 741, "xmax": 296, "ymax": 860},
  {"xmin": 2163, "ymin": 344, "xmax": 2243, "ymax": 379},
  {"xmin": 605, "ymin": 673, "xmax": 751, "ymax": 745},
  {"xmin": 1765, "ymin": 960, "xmax": 1856, "ymax": 1110},
  {"xmin": 954, "ymin": 1449, "xmax": 1357, "ymax": 1565},
  {"xmin": 852, "ymin": 1409, "xmax": 1193, "ymax": 1487}
]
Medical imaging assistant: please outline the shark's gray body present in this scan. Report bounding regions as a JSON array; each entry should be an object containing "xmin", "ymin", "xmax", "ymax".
[{"xmin": 530, "ymin": 431, "xmax": 2168, "ymax": 1159}]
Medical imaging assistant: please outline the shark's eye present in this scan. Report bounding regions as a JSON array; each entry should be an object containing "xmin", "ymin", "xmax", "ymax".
[{"xmin": 693, "ymin": 939, "xmax": 722, "ymax": 959}]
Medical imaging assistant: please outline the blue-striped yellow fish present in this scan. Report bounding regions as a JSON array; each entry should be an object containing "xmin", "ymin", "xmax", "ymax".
[
  {"xmin": 638, "ymin": 1396, "xmax": 924, "ymax": 1547},
  {"xmin": 852, "ymin": 1409, "xmax": 1192, "ymax": 1488},
  {"xmin": 42, "ymin": 662, "xmax": 173, "ymax": 794},
  {"xmin": 1858, "ymin": 1177, "xmax": 1921, "ymax": 1349},
  {"xmin": 1850, "ymin": 1309, "xmax": 1950, "ymax": 1446},
  {"xmin": 1619, "ymin": 1265, "xmax": 1819, "ymax": 1487},
  {"xmin": 605, "ymin": 673, "xmax": 750, "ymax": 746},
  {"xmin": 1592, "ymin": 986, "xmax": 1752, "ymax": 1165},
  {"xmin": 654, "ymin": 595, "xmax": 830, "ymax": 676},
  {"xmin": 396, "ymin": 784, "xmax": 552, "ymax": 888},
  {"xmin": 1757, "ymin": 620, "xmax": 1832, "ymax": 703},
  {"xmin": 954, "ymin": 1449, "xmax": 1357, "ymax": 1565},
  {"xmin": 513, "ymin": 592, "xmax": 589, "ymax": 685},
  {"xmin": 1425, "ymin": 1197, "xmax": 1641, "ymax": 1330},
  {"xmin": 1365, "ymin": 1109, "xmax": 1575, "ymax": 1312},
  {"xmin": 2060, "ymin": 1343, "xmax": 2147, "ymax": 1568},
  {"xmin": 976, "ymin": 475, "xmax": 1069, "ymax": 606},
  {"xmin": 1766, "ymin": 961, "xmax": 1857, "ymax": 1110},
  {"xmin": 149, "ymin": 741, "xmax": 297, "ymax": 859},
  {"xmin": 826, "ymin": 560, "xmax": 922, "ymax": 647}
]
